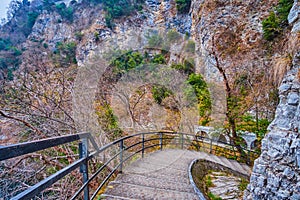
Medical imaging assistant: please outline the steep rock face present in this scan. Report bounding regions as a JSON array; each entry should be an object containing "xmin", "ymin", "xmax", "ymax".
[
  {"xmin": 289, "ymin": 1, "xmax": 300, "ymax": 32},
  {"xmin": 190, "ymin": 0, "xmax": 276, "ymax": 125},
  {"xmin": 245, "ymin": 2, "xmax": 300, "ymax": 197},
  {"xmin": 71, "ymin": 0, "xmax": 193, "ymax": 135},
  {"xmin": 20, "ymin": 0, "xmax": 194, "ymax": 137},
  {"xmin": 245, "ymin": 53, "xmax": 300, "ymax": 200},
  {"xmin": 7, "ymin": 0, "xmax": 279, "ymax": 136}
]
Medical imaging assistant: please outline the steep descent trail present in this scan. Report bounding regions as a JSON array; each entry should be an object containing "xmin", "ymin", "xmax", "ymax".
[{"xmin": 101, "ymin": 149, "xmax": 251, "ymax": 199}]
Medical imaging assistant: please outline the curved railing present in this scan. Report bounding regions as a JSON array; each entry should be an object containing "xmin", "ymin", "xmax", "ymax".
[{"xmin": 0, "ymin": 131, "xmax": 259, "ymax": 200}]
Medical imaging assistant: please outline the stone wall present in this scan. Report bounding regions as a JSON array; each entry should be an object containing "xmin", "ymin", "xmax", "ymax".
[{"xmin": 245, "ymin": 53, "xmax": 300, "ymax": 199}]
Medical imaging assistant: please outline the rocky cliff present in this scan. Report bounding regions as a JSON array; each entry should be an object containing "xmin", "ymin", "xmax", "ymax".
[
  {"xmin": 1, "ymin": 0, "xmax": 282, "ymax": 136},
  {"xmin": 1, "ymin": 0, "xmax": 300, "ymax": 198},
  {"xmin": 245, "ymin": 1, "xmax": 300, "ymax": 199}
]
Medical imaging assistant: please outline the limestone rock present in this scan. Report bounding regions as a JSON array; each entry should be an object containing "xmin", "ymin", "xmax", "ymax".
[{"xmin": 245, "ymin": 53, "xmax": 300, "ymax": 199}]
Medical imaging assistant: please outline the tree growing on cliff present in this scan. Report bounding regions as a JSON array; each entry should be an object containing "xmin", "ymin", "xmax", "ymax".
[
  {"xmin": 208, "ymin": 20, "xmax": 275, "ymax": 150},
  {"xmin": 175, "ymin": 0, "xmax": 191, "ymax": 14},
  {"xmin": 262, "ymin": 0, "xmax": 294, "ymax": 41}
]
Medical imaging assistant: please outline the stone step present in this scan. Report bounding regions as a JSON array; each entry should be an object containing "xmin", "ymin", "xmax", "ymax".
[
  {"xmin": 219, "ymin": 156, "xmax": 234, "ymax": 169},
  {"xmin": 129, "ymin": 150, "xmax": 185, "ymax": 164},
  {"xmin": 129, "ymin": 170, "xmax": 191, "ymax": 184},
  {"xmin": 102, "ymin": 182, "xmax": 199, "ymax": 200},
  {"xmin": 102, "ymin": 149, "xmax": 252, "ymax": 200},
  {"xmin": 229, "ymin": 159, "xmax": 248, "ymax": 175},
  {"xmin": 240, "ymin": 163, "xmax": 252, "ymax": 175},
  {"xmin": 130, "ymin": 151, "xmax": 195, "ymax": 167},
  {"xmin": 129, "ymin": 159, "xmax": 191, "ymax": 171},
  {"xmin": 113, "ymin": 173, "xmax": 194, "ymax": 193},
  {"xmin": 100, "ymin": 194, "xmax": 139, "ymax": 200},
  {"xmin": 124, "ymin": 160, "xmax": 188, "ymax": 175},
  {"xmin": 192, "ymin": 150, "xmax": 210, "ymax": 158},
  {"xmin": 206, "ymin": 154, "xmax": 223, "ymax": 165}
]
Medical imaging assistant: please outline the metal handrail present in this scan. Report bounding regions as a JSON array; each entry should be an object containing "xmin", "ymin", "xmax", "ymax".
[{"xmin": 0, "ymin": 131, "xmax": 259, "ymax": 200}]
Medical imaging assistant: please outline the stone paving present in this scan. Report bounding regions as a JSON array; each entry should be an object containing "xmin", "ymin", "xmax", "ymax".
[
  {"xmin": 207, "ymin": 171, "xmax": 246, "ymax": 200},
  {"xmin": 101, "ymin": 149, "xmax": 251, "ymax": 199}
]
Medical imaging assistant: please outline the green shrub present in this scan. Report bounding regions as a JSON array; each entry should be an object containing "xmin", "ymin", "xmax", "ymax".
[
  {"xmin": 175, "ymin": 0, "xmax": 191, "ymax": 14},
  {"xmin": 94, "ymin": 31, "xmax": 100, "ymax": 41},
  {"xmin": 112, "ymin": 50, "xmax": 144, "ymax": 74},
  {"xmin": 0, "ymin": 38, "xmax": 12, "ymax": 51},
  {"xmin": 152, "ymin": 85, "xmax": 173, "ymax": 105},
  {"xmin": 185, "ymin": 40, "xmax": 195, "ymax": 53},
  {"xmin": 105, "ymin": 14, "xmax": 114, "ymax": 29},
  {"xmin": 10, "ymin": 46, "xmax": 22, "ymax": 56},
  {"xmin": 277, "ymin": 0, "xmax": 294, "ymax": 25},
  {"xmin": 42, "ymin": 0, "xmax": 55, "ymax": 11},
  {"xmin": 95, "ymin": 103, "xmax": 122, "ymax": 140},
  {"xmin": 147, "ymin": 34, "xmax": 163, "ymax": 48},
  {"xmin": 262, "ymin": 12, "xmax": 281, "ymax": 41},
  {"xmin": 7, "ymin": 68, "xmax": 14, "ymax": 81},
  {"xmin": 208, "ymin": 192, "xmax": 222, "ymax": 200},
  {"xmin": 92, "ymin": 0, "xmax": 144, "ymax": 29},
  {"xmin": 111, "ymin": 50, "xmax": 168, "ymax": 75},
  {"xmin": 167, "ymin": 30, "xmax": 181, "ymax": 43},
  {"xmin": 43, "ymin": 43, "xmax": 48, "ymax": 48},
  {"xmin": 56, "ymin": 3, "xmax": 73, "ymax": 22},
  {"xmin": 75, "ymin": 32, "xmax": 84, "ymax": 41},
  {"xmin": 27, "ymin": 12, "xmax": 39, "ymax": 29},
  {"xmin": 171, "ymin": 59, "xmax": 195, "ymax": 75},
  {"xmin": 0, "ymin": 39, "xmax": 22, "ymax": 77},
  {"xmin": 236, "ymin": 114, "xmax": 271, "ymax": 140},
  {"xmin": 54, "ymin": 41, "xmax": 77, "ymax": 65},
  {"xmin": 151, "ymin": 54, "xmax": 166, "ymax": 64},
  {"xmin": 238, "ymin": 178, "xmax": 249, "ymax": 191},
  {"xmin": 205, "ymin": 175, "xmax": 214, "ymax": 187},
  {"xmin": 262, "ymin": 0, "xmax": 293, "ymax": 41},
  {"xmin": 187, "ymin": 73, "xmax": 212, "ymax": 125}
]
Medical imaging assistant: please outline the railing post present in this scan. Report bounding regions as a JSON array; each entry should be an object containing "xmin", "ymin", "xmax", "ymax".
[
  {"xmin": 247, "ymin": 149, "xmax": 251, "ymax": 165},
  {"xmin": 119, "ymin": 140, "xmax": 124, "ymax": 173},
  {"xmin": 181, "ymin": 133, "xmax": 184, "ymax": 149},
  {"xmin": 142, "ymin": 133, "xmax": 145, "ymax": 158},
  {"xmin": 79, "ymin": 138, "xmax": 89, "ymax": 200},
  {"xmin": 159, "ymin": 132, "xmax": 163, "ymax": 151},
  {"xmin": 209, "ymin": 139, "xmax": 212, "ymax": 154}
]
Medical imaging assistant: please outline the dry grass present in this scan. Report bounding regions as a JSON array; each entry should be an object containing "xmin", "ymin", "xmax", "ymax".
[{"xmin": 272, "ymin": 54, "xmax": 293, "ymax": 86}]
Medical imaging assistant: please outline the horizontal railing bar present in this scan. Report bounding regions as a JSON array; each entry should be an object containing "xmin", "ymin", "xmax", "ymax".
[
  {"xmin": 12, "ymin": 150, "xmax": 97, "ymax": 200},
  {"xmin": 186, "ymin": 134, "xmax": 258, "ymax": 155},
  {"xmin": 142, "ymin": 144, "xmax": 160, "ymax": 151},
  {"xmin": 73, "ymin": 139, "xmax": 161, "ymax": 199},
  {"xmin": 123, "ymin": 141, "xmax": 144, "ymax": 151},
  {"xmin": 74, "ymin": 137, "xmax": 160, "ymax": 200},
  {"xmin": 143, "ymin": 137, "xmax": 160, "ymax": 142},
  {"xmin": 91, "ymin": 147, "xmax": 149, "ymax": 199},
  {"xmin": 94, "ymin": 132, "xmax": 160, "ymax": 155},
  {"xmin": 3, "ymin": 131, "xmax": 258, "ymax": 200},
  {"xmin": 91, "ymin": 163, "xmax": 120, "ymax": 199},
  {"xmin": 0, "ymin": 132, "xmax": 91, "ymax": 161}
]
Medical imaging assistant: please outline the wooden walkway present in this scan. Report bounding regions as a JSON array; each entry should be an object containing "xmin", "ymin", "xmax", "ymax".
[{"xmin": 101, "ymin": 149, "xmax": 251, "ymax": 199}]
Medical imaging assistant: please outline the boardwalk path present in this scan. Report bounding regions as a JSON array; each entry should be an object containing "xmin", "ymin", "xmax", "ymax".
[{"xmin": 101, "ymin": 149, "xmax": 251, "ymax": 199}]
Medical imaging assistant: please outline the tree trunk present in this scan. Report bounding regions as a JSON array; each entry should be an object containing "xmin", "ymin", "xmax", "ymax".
[{"xmin": 212, "ymin": 51, "xmax": 241, "ymax": 153}]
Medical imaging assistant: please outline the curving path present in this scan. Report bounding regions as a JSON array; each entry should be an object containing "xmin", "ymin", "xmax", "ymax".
[{"xmin": 101, "ymin": 149, "xmax": 251, "ymax": 199}]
